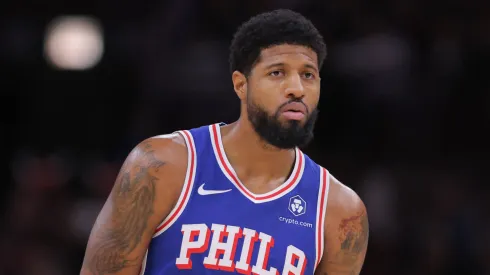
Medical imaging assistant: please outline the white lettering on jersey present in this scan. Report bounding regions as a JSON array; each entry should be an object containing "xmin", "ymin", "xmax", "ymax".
[
  {"xmin": 282, "ymin": 245, "xmax": 307, "ymax": 275},
  {"xmin": 203, "ymin": 224, "xmax": 242, "ymax": 271},
  {"xmin": 235, "ymin": 228, "xmax": 259, "ymax": 274},
  {"xmin": 176, "ymin": 223, "xmax": 308, "ymax": 274},
  {"xmin": 251, "ymin": 232, "xmax": 278, "ymax": 275},
  {"xmin": 176, "ymin": 224, "xmax": 210, "ymax": 269}
]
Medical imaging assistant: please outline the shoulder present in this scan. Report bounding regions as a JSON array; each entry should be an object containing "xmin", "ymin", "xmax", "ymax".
[
  {"xmin": 129, "ymin": 132, "xmax": 187, "ymax": 164},
  {"xmin": 125, "ymin": 132, "xmax": 190, "ymax": 176},
  {"xmin": 327, "ymin": 174, "xmax": 366, "ymax": 217},
  {"xmin": 123, "ymin": 132, "xmax": 189, "ymax": 203}
]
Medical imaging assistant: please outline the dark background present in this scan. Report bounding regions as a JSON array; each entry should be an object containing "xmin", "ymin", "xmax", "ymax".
[{"xmin": 1, "ymin": 0, "xmax": 490, "ymax": 274}]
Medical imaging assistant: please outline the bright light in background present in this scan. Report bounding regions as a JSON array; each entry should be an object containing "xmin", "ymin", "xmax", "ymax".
[{"xmin": 44, "ymin": 16, "xmax": 104, "ymax": 70}]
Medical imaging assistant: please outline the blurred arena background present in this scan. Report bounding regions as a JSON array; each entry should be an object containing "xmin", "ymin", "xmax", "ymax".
[{"xmin": 1, "ymin": 0, "xmax": 490, "ymax": 274}]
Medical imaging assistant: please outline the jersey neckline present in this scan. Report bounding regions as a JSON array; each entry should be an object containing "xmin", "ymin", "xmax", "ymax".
[{"xmin": 209, "ymin": 123, "xmax": 305, "ymax": 204}]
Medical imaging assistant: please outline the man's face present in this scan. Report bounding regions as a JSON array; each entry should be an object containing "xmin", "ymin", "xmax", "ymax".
[{"xmin": 245, "ymin": 44, "xmax": 321, "ymax": 149}]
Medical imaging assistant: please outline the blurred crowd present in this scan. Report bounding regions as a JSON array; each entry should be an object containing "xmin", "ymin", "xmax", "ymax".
[{"xmin": 2, "ymin": 0, "xmax": 490, "ymax": 274}]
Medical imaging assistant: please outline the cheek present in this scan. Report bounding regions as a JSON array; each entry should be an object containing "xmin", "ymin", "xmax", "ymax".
[
  {"xmin": 305, "ymin": 87, "xmax": 320, "ymax": 109},
  {"xmin": 250, "ymin": 82, "xmax": 276, "ymax": 104}
]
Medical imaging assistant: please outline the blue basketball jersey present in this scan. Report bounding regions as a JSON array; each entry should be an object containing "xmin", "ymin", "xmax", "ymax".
[{"xmin": 140, "ymin": 123, "xmax": 331, "ymax": 275}]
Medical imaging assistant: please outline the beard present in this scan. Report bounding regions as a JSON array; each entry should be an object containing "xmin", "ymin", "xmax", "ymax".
[{"xmin": 247, "ymin": 96, "xmax": 318, "ymax": 149}]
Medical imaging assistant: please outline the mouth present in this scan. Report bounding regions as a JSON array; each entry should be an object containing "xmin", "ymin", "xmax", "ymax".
[
  {"xmin": 282, "ymin": 111, "xmax": 305, "ymax": 121},
  {"xmin": 280, "ymin": 102, "xmax": 307, "ymax": 121}
]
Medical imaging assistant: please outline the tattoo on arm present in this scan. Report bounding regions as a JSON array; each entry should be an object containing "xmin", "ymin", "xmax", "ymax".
[
  {"xmin": 84, "ymin": 142, "xmax": 165, "ymax": 275},
  {"xmin": 332, "ymin": 212, "xmax": 369, "ymax": 275}
]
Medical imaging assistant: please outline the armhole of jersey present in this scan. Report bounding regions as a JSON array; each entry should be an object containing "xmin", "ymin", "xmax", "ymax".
[
  {"xmin": 314, "ymin": 167, "xmax": 331, "ymax": 270},
  {"xmin": 153, "ymin": 130, "xmax": 197, "ymax": 238}
]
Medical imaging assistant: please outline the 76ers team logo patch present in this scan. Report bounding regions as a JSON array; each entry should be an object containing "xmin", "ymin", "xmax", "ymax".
[{"xmin": 288, "ymin": 195, "xmax": 306, "ymax": 216}]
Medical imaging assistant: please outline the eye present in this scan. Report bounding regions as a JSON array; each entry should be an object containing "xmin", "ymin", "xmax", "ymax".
[
  {"xmin": 303, "ymin": 72, "xmax": 315, "ymax": 79},
  {"xmin": 269, "ymin": 70, "xmax": 284, "ymax": 77}
]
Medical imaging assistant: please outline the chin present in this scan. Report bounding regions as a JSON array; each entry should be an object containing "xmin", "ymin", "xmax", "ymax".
[{"xmin": 281, "ymin": 118, "xmax": 305, "ymax": 127}]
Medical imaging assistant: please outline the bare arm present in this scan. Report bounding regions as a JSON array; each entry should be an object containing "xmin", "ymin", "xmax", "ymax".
[
  {"xmin": 315, "ymin": 176, "xmax": 369, "ymax": 275},
  {"xmin": 80, "ymin": 135, "xmax": 187, "ymax": 275}
]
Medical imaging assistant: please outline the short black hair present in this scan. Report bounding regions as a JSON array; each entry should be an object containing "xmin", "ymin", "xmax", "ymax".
[{"xmin": 229, "ymin": 9, "xmax": 327, "ymax": 76}]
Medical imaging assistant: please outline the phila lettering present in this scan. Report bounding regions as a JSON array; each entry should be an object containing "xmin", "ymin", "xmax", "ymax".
[{"xmin": 175, "ymin": 223, "xmax": 308, "ymax": 275}]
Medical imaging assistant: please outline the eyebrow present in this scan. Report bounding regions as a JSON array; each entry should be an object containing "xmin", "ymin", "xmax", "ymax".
[{"xmin": 265, "ymin": 62, "xmax": 318, "ymax": 72}]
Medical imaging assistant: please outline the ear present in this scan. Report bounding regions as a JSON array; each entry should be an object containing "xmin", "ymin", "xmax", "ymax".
[{"xmin": 232, "ymin": 71, "xmax": 247, "ymax": 100}]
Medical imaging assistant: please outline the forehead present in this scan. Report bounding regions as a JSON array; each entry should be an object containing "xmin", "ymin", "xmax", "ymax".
[{"xmin": 256, "ymin": 44, "xmax": 318, "ymax": 68}]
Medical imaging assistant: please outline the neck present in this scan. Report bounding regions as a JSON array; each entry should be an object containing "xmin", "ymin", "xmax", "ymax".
[{"xmin": 219, "ymin": 118, "xmax": 296, "ymax": 179}]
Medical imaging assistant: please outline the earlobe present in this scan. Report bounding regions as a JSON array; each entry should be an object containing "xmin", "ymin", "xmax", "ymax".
[{"xmin": 232, "ymin": 71, "xmax": 247, "ymax": 100}]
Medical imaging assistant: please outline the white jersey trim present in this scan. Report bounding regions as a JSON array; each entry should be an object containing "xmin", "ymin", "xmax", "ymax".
[
  {"xmin": 139, "ymin": 250, "xmax": 148, "ymax": 275},
  {"xmin": 314, "ymin": 167, "xmax": 331, "ymax": 270}
]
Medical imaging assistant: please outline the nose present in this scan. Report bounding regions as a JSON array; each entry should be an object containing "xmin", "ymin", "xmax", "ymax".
[{"xmin": 284, "ymin": 73, "xmax": 305, "ymax": 99}]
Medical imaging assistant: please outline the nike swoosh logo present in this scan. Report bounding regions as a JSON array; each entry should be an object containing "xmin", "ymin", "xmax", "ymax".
[{"xmin": 197, "ymin": 183, "xmax": 232, "ymax": 195}]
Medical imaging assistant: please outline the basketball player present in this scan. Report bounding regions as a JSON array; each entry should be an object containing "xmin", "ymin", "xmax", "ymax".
[{"xmin": 81, "ymin": 9, "xmax": 368, "ymax": 275}]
